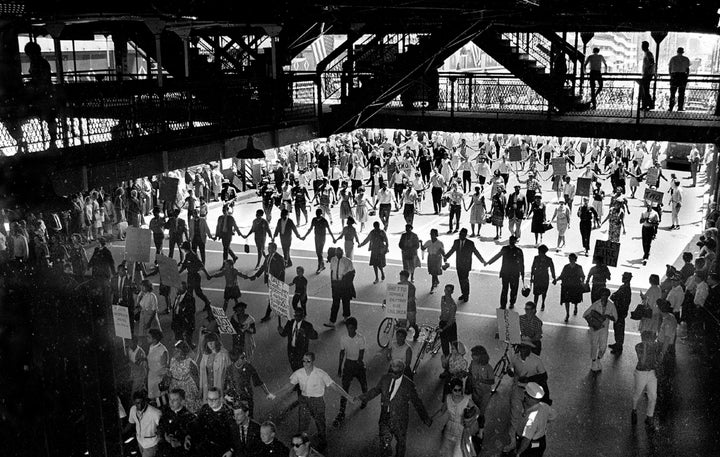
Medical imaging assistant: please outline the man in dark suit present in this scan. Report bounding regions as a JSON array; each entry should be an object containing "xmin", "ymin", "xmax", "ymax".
[
  {"xmin": 171, "ymin": 281, "xmax": 196, "ymax": 343},
  {"xmin": 444, "ymin": 228, "xmax": 485, "ymax": 302},
  {"xmin": 216, "ymin": 205, "xmax": 242, "ymax": 263},
  {"xmin": 230, "ymin": 401, "xmax": 262, "ymax": 457},
  {"xmin": 111, "ymin": 263, "xmax": 136, "ymax": 333},
  {"xmin": 250, "ymin": 242, "xmax": 287, "ymax": 322},
  {"xmin": 278, "ymin": 307, "xmax": 318, "ymax": 371},
  {"xmin": 166, "ymin": 209, "xmax": 189, "ymax": 262},
  {"xmin": 273, "ymin": 209, "xmax": 302, "ymax": 267},
  {"xmin": 358, "ymin": 360, "xmax": 432, "ymax": 457},
  {"xmin": 258, "ymin": 421, "xmax": 288, "ymax": 457},
  {"xmin": 486, "ymin": 235, "xmax": 525, "ymax": 309},
  {"xmin": 506, "ymin": 185, "xmax": 526, "ymax": 239}
]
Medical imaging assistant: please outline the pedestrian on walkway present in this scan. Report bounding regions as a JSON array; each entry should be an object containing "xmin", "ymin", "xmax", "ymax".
[
  {"xmin": 325, "ymin": 247, "xmax": 355, "ymax": 328},
  {"xmin": 466, "ymin": 186, "xmax": 486, "ymax": 237},
  {"xmin": 584, "ymin": 47, "xmax": 608, "ymax": 109},
  {"xmin": 586, "ymin": 260, "xmax": 611, "ymax": 303},
  {"xmin": 506, "ymin": 185, "xmax": 526, "ymax": 240},
  {"xmin": 359, "ymin": 221, "xmax": 388, "ymax": 284},
  {"xmin": 583, "ymin": 288, "xmax": 617, "ymax": 372},
  {"xmin": 302, "ymin": 209, "xmax": 335, "ymax": 274},
  {"xmin": 399, "ymin": 224, "xmax": 421, "ymax": 282},
  {"xmin": 669, "ymin": 180, "xmax": 683, "ymax": 230},
  {"xmin": 609, "ymin": 272, "xmax": 632, "ymax": 355},
  {"xmin": 640, "ymin": 203, "xmax": 660, "ymax": 265},
  {"xmin": 438, "ymin": 284, "xmax": 458, "ymax": 364},
  {"xmin": 529, "ymin": 194, "xmax": 547, "ymax": 246},
  {"xmin": 251, "ymin": 242, "xmax": 286, "ymax": 323},
  {"xmin": 577, "ymin": 197, "xmax": 599, "ymax": 256},
  {"xmin": 445, "ymin": 184, "xmax": 465, "ymax": 234},
  {"xmin": 125, "ymin": 390, "xmax": 162, "ymax": 457},
  {"xmin": 639, "ymin": 41, "xmax": 656, "ymax": 111},
  {"xmin": 149, "ymin": 206, "xmax": 166, "ymax": 256},
  {"xmin": 486, "ymin": 235, "xmax": 525, "ymax": 310},
  {"xmin": 357, "ymin": 359, "xmax": 432, "ymax": 457},
  {"xmin": 273, "ymin": 209, "xmax": 302, "ymax": 267},
  {"xmin": 444, "ymin": 228, "xmax": 485, "ymax": 303},
  {"xmin": 188, "ymin": 209, "xmax": 212, "ymax": 265},
  {"xmin": 334, "ymin": 317, "xmax": 368, "ymax": 427},
  {"xmin": 631, "ymin": 331, "xmax": 661, "ymax": 430},
  {"xmin": 336, "ymin": 217, "xmax": 360, "ymax": 260},
  {"xmin": 430, "ymin": 167, "xmax": 447, "ymax": 215},
  {"xmin": 550, "ymin": 200, "xmax": 570, "ymax": 251},
  {"xmin": 374, "ymin": 182, "xmax": 394, "ymax": 231},
  {"xmin": 422, "ymin": 229, "xmax": 445, "ymax": 294},
  {"xmin": 241, "ymin": 209, "xmax": 272, "ymax": 270},
  {"xmin": 668, "ymin": 47, "xmax": 690, "ymax": 112},
  {"xmin": 515, "ymin": 383, "xmax": 557, "ymax": 457}
]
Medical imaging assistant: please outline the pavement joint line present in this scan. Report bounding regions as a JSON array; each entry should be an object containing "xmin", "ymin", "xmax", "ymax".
[{"xmin": 153, "ymin": 283, "xmax": 640, "ymax": 336}]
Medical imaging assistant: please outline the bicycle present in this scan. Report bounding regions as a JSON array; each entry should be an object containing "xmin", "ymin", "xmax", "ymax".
[
  {"xmin": 377, "ymin": 302, "xmax": 419, "ymax": 348},
  {"xmin": 412, "ymin": 324, "xmax": 442, "ymax": 374},
  {"xmin": 491, "ymin": 341, "xmax": 520, "ymax": 394}
]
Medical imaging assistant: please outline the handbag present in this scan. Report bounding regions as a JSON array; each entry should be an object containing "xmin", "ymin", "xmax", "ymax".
[
  {"xmin": 158, "ymin": 374, "xmax": 172, "ymax": 392},
  {"xmin": 584, "ymin": 309, "xmax": 606, "ymax": 330},
  {"xmin": 581, "ymin": 283, "xmax": 591, "ymax": 293},
  {"xmin": 630, "ymin": 304, "xmax": 653, "ymax": 320},
  {"xmin": 541, "ymin": 222, "xmax": 553, "ymax": 233}
]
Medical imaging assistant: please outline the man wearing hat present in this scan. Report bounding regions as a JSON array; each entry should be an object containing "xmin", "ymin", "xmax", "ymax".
[
  {"xmin": 503, "ymin": 337, "xmax": 547, "ymax": 454},
  {"xmin": 609, "ymin": 272, "xmax": 632, "ymax": 354},
  {"xmin": 514, "ymin": 382, "xmax": 557, "ymax": 457},
  {"xmin": 507, "ymin": 185, "xmax": 526, "ymax": 240},
  {"xmin": 668, "ymin": 47, "xmax": 690, "ymax": 112}
]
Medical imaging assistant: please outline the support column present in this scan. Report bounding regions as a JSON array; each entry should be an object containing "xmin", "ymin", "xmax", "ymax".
[
  {"xmin": 580, "ymin": 32, "xmax": 593, "ymax": 98},
  {"xmin": 46, "ymin": 22, "xmax": 65, "ymax": 84},
  {"xmin": 651, "ymin": 31, "xmax": 667, "ymax": 103},
  {"xmin": 144, "ymin": 19, "xmax": 166, "ymax": 87},
  {"xmin": 112, "ymin": 32, "xmax": 128, "ymax": 80}
]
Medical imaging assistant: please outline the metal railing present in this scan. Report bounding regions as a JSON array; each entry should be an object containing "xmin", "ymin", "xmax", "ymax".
[{"xmin": 501, "ymin": 32, "xmax": 552, "ymax": 73}]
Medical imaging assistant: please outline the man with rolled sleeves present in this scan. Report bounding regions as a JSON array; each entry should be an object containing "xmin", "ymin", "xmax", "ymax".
[
  {"xmin": 668, "ymin": 47, "xmax": 690, "ymax": 112},
  {"xmin": 503, "ymin": 337, "xmax": 547, "ymax": 454},
  {"xmin": 514, "ymin": 382, "xmax": 557, "ymax": 457},
  {"xmin": 333, "ymin": 317, "xmax": 368, "ymax": 427}
]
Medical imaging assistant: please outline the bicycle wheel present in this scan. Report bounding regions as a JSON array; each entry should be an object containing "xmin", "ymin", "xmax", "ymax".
[
  {"xmin": 413, "ymin": 341, "xmax": 428, "ymax": 373},
  {"xmin": 377, "ymin": 317, "xmax": 394, "ymax": 348},
  {"xmin": 429, "ymin": 333, "xmax": 443, "ymax": 357},
  {"xmin": 491, "ymin": 357, "xmax": 508, "ymax": 394}
]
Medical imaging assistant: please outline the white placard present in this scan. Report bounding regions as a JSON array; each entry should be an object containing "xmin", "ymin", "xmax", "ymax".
[
  {"xmin": 385, "ymin": 283, "xmax": 409, "ymax": 319},
  {"xmin": 496, "ymin": 308, "xmax": 521, "ymax": 345},
  {"xmin": 269, "ymin": 274, "xmax": 292, "ymax": 319},
  {"xmin": 112, "ymin": 305, "xmax": 132, "ymax": 339}
]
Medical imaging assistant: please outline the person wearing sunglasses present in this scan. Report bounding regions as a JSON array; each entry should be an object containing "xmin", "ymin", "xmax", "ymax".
[
  {"xmin": 289, "ymin": 432, "xmax": 324, "ymax": 457},
  {"xmin": 433, "ymin": 377, "xmax": 475, "ymax": 457}
]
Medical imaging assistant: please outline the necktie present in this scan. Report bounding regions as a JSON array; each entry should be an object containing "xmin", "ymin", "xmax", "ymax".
[
  {"xmin": 241, "ymin": 425, "xmax": 246, "ymax": 444},
  {"xmin": 388, "ymin": 378, "xmax": 396, "ymax": 411},
  {"xmin": 292, "ymin": 321, "xmax": 298, "ymax": 347},
  {"xmin": 460, "ymin": 240, "xmax": 464, "ymax": 251}
]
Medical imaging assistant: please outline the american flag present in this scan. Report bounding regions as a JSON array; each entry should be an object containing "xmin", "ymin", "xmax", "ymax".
[{"xmin": 310, "ymin": 34, "xmax": 335, "ymax": 68}]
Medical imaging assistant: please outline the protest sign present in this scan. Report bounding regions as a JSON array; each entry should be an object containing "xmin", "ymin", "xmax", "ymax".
[
  {"xmin": 125, "ymin": 227, "xmax": 152, "ymax": 263},
  {"xmin": 157, "ymin": 254, "xmax": 181, "ymax": 289},
  {"xmin": 593, "ymin": 239, "xmax": 621, "ymax": 267},
  {"xmin": 576, "ymin": 177, "xmax": 592, "ymax": 197},
  {"xmin": 269, "ymin": 274, "xmax": 292, "ymax": 319},
  {"xmin": 211, "ymin": 306, "xmax": 236, "ymax": 334},
  {"xmin": 385, "ymin": 283, "xmax": 409, "ymax": 319},
  {"xmin": 646, "ymin": 168, "xmax": 660, "ymax": 187},
  {"xmin": 643, "ymin": 188, "xmax": 664, "ymax": 204},
  {"xmin": 552, "ymin": 158, "xmax": 567, "ymax": 176},
  {"xmin": 159, "ymin": 177, "xmax": 179, "ymax": 204},
  {"xmin": 496, "ymin": 309, "xmax": 521, "ymax": 345},
  {"xmin": 112, "ymin": 305, "xmax": 132, "ymax": 339}
]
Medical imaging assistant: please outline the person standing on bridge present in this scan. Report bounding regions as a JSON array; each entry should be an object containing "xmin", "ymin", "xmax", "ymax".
[
  {"xmin": 639, "ymin": 40, "xmax": 656, "ymax": 111},
  {"xmin": 668, "ymin": 47, "xmax": 691, "ymax": 112},
  {"xmin": 584, "ymin": 47, "xmax": 607, "ymax": 110}
]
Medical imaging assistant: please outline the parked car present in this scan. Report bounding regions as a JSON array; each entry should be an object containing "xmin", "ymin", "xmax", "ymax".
[{"xmin": 665, "ymin": 142, "xmax": 694, "ymax": 171}]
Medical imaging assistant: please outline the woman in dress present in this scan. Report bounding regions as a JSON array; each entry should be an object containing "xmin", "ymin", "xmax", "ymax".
[
  {"xmin": 421, "ymin": 228, "xmax": 445, "ymax": 293},
  {"xmin": 355, "ymin": 188, "xmax": 369, "ymax": 232},
  {"xmin": 336, "ymin": 217, "xmax": 360, "ymax": 260},
  {"xmin": 230, "ymin": 301, "xmax": 256, "ymax": 359},
  {"xmin": 489, "ymin": 188, "xmax": 506, "ymax": 240},
  {"xmin": 358, "ymin": 221, "xmax": 388, "ymax": 283},
  {"xmin": 136, "ymin": 279, "xmax": 161, "ymax": 338},
  {"xmin": 553, "ymin": 253, "xmax": 585, "ymax": 322},
  {"xmin": 168, "ymin": 340, "xmax": 201, "ymax": 412},
  {"xmin": 437, "ymin": 377, "xmax": 475, "ymax": 457},
  {"xmin": 550, "ymin": 200, "xmax": 571, "ymax": 251},
  {"xmin": 465, "ymin": 186, "xmax": 486, "ymax": 237},
  {"xmin": 489, "ymin": 170, "xmax": 505, "ymax": 198},
  {"xmin": 467, "ymin": 346, "xmax": 493, "ymax": 444},
  {"xmin": 628, "ymin": 159, "xmax": 643, "ymax": 199},
  {"xmin": 83, "ymin": 196, "xmax": 94, "ymax": 241},
  {"xmin": 529, "ymin": 195, "xmax": 547, "ymax": 246},
  {"xmin": 146, "ymin": 328, "xmax": 168, "ymax": 405},
  {"xmin": 197, "ymin": 332, "xmax": 232, "ymax": 401},
  {"xmin": 102, "ymin": 195, "xmax": 115, "ymax": 237},
  {"xmin": 126, "ymin": 336, "xmax": 148, "ymax": 395},
  {"xmin": 223, "ymin": 350, "xmax": 275, "ymax": 418},
  {"xmin": 338, "ymin": 181, "xmax": 354, "ymax": 227},
  {"xmin": 600, "ymin": 200, "xmax": 626, "ymax": 243},
  {"xmin": 530, "ymin": 244, "xmax": 556, "ymax": 311}
]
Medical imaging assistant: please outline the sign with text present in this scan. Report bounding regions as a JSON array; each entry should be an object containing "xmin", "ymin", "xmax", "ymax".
[
  {"xmin": 269, "ymin": 274, "xmax": 292, "ymax": 319},
  {"xmin": 125, "ymin": 227, "xmax": 152, "ymax": 263},
  {"xmin": 112, "ymin": 305, "xmax": 132, "ymax": 339},
  {"xmin": 496, "ymin": 308, "xmax": 521, "ymax": 345},
  {"xmin": 592, "ymin": 239, "xmax": 621, "ymax": 267},
  {"xmin": 576, "ymin": 177, "xmax": 592, "ymax": 197},
  {"xmin": 157, "ymin": 254, "xmax": 181, "ymax": 289},
  {"xmin": 508, "ymin": 145, "xmax": 522, "ymax": 162},
  {"xmin": 211, "ymin": 306, "xmax": 236, "ymax": 334},
  {"xmin": 552, "ymin": 158, "xmax": 567, "ymax": 176},
  {"xmin": 385, "ymin": 283, "xmax": 409, "ymax": 319},
  {"xmin": 159, "ymin": 176, "xmax": 179, "ymax": 204},
  {"xmin": 646, "ymin": 168, "xmax": 660, "ymax": 187},
  {"xmin": 643, "ymin": 188, "xmax": 664, "ymax": 204}
]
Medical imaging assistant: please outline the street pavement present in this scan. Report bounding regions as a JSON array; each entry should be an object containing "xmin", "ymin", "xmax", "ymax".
[{"xmin": 107, "ymin": 159, "xmax": 716, "ymax": 457}]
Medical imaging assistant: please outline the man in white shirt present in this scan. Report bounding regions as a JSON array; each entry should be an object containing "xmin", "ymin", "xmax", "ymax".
[
  {"xmin": 669, "ymin": 180, "xmax": 683, "ymax": 230},
  {"xmin": 584, "ymin": 47, "xmax": 608, "ymax": 109},
  {"xmin": 334, "ymin": 317, "xmax": 367, "ymax": 426},
  {"xmin": 126, "ymin": 391, "xmax": 162, "ymax": 457},
  {"xmin": 276, "ymin": 352, "xmax": 353, "ymax": 452},
  {"xmin": 326, "ymin": 248, "xmax": 355, "ymax": 327},
  {"xmin": 668, "ymin": 47, "xmax": 691, "ymax": 112},
  {"xmin": 515, "ymin": 382, "xmax": 557, "ymax": 457},
  {"xmin": 374, "ymin": 182, "xmax": 394, "ymax": 230}
]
